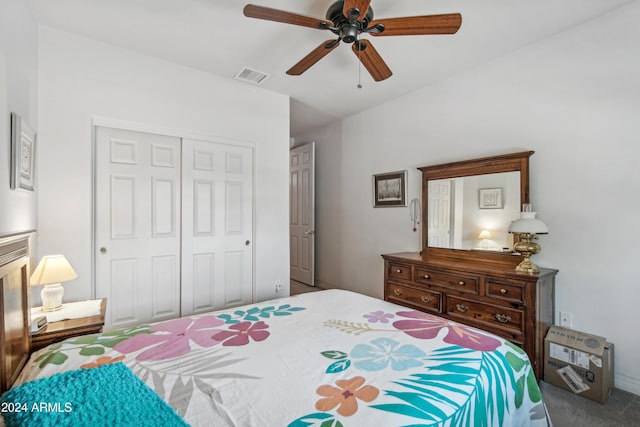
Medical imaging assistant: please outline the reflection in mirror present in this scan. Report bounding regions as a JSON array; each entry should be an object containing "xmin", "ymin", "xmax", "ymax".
[{"xmin": 428, "ymin": 171, "xmax": 520, "ymax": 251}]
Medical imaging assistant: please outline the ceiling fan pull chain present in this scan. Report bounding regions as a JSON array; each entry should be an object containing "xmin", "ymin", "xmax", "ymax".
[{"xmin": 357, "ymin": 37, "xmax": 363, "ymax": 89}]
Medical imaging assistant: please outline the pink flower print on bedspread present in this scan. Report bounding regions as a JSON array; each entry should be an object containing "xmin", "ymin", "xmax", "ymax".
[
  {"xmin": 392, "ymin": 311, "xmax": 501, "ymax": 352},
  {"xmin": 212, "ymin": 321, "xmax": 270, "ymax": 346},
  {"xmin": 363, "ymin": 310, "xmax": 395, "ymax": 324},
  {"xmin": 114, "ymin": 316, "xmax": 225, "ymax": 361}
]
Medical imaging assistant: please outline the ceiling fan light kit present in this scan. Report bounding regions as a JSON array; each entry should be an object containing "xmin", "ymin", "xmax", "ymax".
[{"xmin": 243, "ymin": 0, "xmax": 461, "ymax": 82}]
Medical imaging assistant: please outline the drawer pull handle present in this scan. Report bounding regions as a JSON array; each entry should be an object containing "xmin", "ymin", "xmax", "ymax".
[
  {"xmin": 421, "ymin": 296, "xmax": 433, "ymax": 304},
  {"xmin": 455, "ymin": 304, "xmax": 469, "ymax": 313},
  {"xmin": 423, "ymin": 274, "xmax": 430, "ymax": 280},
  {"xmin": 395, "ymin": 269, "xmax": 402, "ymax": 274},
  {"xmin": 393, "ymin": 289, "xmax": 402, "ymax": 296},
  {"xmin": 458, "ymin": 281, "xmax": 465, "ymax": 286},
  {"xmin": 495, "ymin": 314, "xmax": 512, "ymax": 324},
  {"xmin": 500, "ymin": 288, "xmax": 508, "ymax": 294}
]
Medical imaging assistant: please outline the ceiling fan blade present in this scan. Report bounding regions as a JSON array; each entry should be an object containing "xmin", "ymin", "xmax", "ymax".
[
  {"xmin": 287, "ymin": 40, "xmax": 340, "ymax": 76},
  {"xmin": 342, "ymin": 0, "xmax": 371, "ymax": 21},
  {"xmin": 370, "ymin": 13, "xmax": 462, "ymax": 36},
  {"xmin": 352, "ymin": 39, "xmax": 392, "ymax": 82},
  {"xmin": 243, "ymin": 4, "xmax": 333, "ymax": 30}
]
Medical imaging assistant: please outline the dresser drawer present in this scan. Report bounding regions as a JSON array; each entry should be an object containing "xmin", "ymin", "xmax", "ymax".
[
  {"xmin": 485, "ymin": 278, "xmax": 526, "ymax": 305},
  {"xmin": 446, "ymin": 296, "xmax": 523, "ymax": 334},
  {"xmin": 415, "ymin": 267, "xmax": 479, "ymax": 294},
  {"xmin": 387, "ymin": 283, "xmax": 441, "ymax": 313},
  {"xmin": 388, "ymin": 262, "xmax": 411, "ymax": 281}
]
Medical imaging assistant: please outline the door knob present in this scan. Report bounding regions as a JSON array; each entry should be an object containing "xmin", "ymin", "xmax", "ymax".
[
  {"xmin": 304, "ymin": 230, "xmax": 315, "ymax": 235},
  {"xmin": 100, "ymin": 247, "xmax": 108, "ymax": 254},
  {"xmin": 245, "ymin": 240, "xmax": 251, "ymax": 246}
]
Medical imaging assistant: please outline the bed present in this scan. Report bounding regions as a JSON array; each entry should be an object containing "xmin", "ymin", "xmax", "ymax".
[{"xmin": 1, "ymin": 238, "xmax": 548, "ymax": 426}]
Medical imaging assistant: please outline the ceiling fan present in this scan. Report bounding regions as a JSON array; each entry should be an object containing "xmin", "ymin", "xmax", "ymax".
[{"xmin": 243, "ymin": 0, "xmax": 462, "ymax": 82}]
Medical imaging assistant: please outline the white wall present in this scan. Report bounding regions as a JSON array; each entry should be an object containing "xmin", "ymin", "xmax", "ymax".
[
  {"xmin": 37, "ymin": 27, "xmax": 290, "ymax": 305},
  {"xmin": 298, "ymin": 3, "xmax": 640, "ymax": 395},
  {"xmin": 0, "ymin": 0, "xmax": 38, "ymax": 237}
]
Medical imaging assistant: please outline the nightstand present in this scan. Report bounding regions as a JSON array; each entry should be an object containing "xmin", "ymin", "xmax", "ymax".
[{"xmin": 31, "ymin": 298, "xmax": 107, "ymax": 351}]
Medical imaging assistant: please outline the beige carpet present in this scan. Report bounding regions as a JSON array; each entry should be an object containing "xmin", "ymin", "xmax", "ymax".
[
  {"xmin": 290, "ymin": 280, "xmax": 323, "ymax": 295},
  {"xmin": 541, "ymin": 381, "xmax": 640, "ymax": 426}
]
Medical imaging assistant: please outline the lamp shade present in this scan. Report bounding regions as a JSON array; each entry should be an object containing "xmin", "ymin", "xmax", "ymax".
[
  {"xmin": 478, "ymin": 230, "xmax": 492, "ymax": 239},
  {"xmin": 508, "ymin": 212, "xmax": 549, "ymax": 234},
  {"xmin": 30, "ymin": 255, "xmax": 78, "ymax": 286}
]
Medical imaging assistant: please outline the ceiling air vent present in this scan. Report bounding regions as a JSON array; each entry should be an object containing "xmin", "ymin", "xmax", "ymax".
[{"xmin": 234, "ymin": 67, "xmax": 270, "ymax": 85}]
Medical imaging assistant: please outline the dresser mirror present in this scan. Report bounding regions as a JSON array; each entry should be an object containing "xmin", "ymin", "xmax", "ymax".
[{"xmin": 419, "ymin": 151, "xmax": 534, "ymax": 261}]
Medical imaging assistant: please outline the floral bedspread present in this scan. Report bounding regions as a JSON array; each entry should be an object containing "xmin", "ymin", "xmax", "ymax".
[{"xmin": 15, "ymin": 290, "xmax": 548, "ymax": 426}]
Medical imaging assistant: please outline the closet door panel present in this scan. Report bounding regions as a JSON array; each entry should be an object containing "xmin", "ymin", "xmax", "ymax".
[
  {"xmin": 182, "ymin": 139, "xmax": 254, "ymax": 315},
  {"xmin": 224, "ymin": 251, "xmax": 244, "ymax": 305},
  {"xmin": 193, "ymin": 180, "xmax": 214, "ymax": 235},
  {"xmin": 110, "ymin": 175, "xmax": 136, "ymax": 238},
  {"xmin": 95, "ymin": 127, "xmax": 181, "ymax": 329},
  {"xmin": 109, "ymin": 258, "xmax": 138, "ymax": 325},
  {"xmin": 151, "ymin": 254, "xmax": 180, "ymax": 319},
  {"xmin": 192, "ymin": 252, "xmax": 215, "ymax": 312}
]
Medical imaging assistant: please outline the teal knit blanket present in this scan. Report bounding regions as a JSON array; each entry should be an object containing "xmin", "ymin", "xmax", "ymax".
[{"xmin": 0, "ymin": 363, "xmax": 188, "ymax": 427}]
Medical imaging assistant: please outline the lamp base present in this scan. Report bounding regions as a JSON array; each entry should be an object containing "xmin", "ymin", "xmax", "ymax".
[
  {"xmin": 515, "ymin": 257, "xmax": 540, "ymax": 274},
  {"xmin": 41, "ymin": 283, "xmax": 64, "ymax": 312},
  {"xmin": 513, "ymin": 233, "xmax": 542, "ymax": 275}
]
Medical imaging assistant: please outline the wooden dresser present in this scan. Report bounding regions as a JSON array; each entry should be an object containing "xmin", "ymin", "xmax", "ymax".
[{"xmin": 382, "ymin": 252, "xmax": 557, "ymax": 380}]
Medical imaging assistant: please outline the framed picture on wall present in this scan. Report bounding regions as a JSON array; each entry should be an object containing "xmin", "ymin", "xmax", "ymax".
[
  {"xmin": 373, "ymin": 170, "xmax": 407, "ymax": 207},
  {"xmin": 10, "ymin": 113, "xmax": 37, "ymax": 191},
  {"xmin": 479, "ymin": 188, "xmax": 503, "ymax": 209}
]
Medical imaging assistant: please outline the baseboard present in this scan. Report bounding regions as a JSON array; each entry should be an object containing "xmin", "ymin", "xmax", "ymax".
[
  {"xmin": 615, "ymin": 372, "xmax": 640, "ymax": 396},
  {"xmin": 314, "ymin": 279, "xmax": 338, "ymax": 290}
]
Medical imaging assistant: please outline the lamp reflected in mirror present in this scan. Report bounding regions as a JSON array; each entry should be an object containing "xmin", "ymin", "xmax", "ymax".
[{"xmin": 478, "ymin": 230, "xmax": 491, "ymax": 250}]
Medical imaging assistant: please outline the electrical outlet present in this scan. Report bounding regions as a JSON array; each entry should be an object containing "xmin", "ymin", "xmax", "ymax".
[
  {"xmin": 559, "ymin": 312, "xmax": 573, "ymax": 328},
  {"xmin": 274, "ymin": 280, "xmax": 283, "ymax": 293}
]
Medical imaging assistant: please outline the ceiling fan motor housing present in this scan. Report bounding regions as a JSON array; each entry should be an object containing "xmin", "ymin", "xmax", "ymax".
[
  {"xmin": 341, "ymin": 25, "xmax": 358, "ymax": 43},
  {"xmin": 326, "ymin": 0, "xmax": 374, "ymax": 44}
]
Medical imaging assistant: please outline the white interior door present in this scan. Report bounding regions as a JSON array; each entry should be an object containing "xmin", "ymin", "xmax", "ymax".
[
  {"xmin": 181, "ymin": 139, "xmax": 254, "ymax": 315},
  {"xmin": 289, "ymin": 143, "xmax": 315, "ymax": 286},
  {"xmin": 428, "ymin": 179, "xmax": 453, "ymax": 248},
  {"xmin": 95, "ymin": 127, "xmax": 181, "ymax": 328}
]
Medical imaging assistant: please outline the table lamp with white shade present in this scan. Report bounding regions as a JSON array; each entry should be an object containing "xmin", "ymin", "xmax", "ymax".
[
  {"xmin": 508, "ymin": 204, "xmax": 548, "ymax": 274},
  {"xmin": 478, "ymin": 230, "xmax": 492, "ymax": 249},
  {"xmin": 30, "ymin": 255, "xmax": 78, "ymax": 312}
]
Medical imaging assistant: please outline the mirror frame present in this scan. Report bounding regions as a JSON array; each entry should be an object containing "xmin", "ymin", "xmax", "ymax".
[{"xmin": 419, "ymin": 151, "xmax": 534, "ymax": 265}]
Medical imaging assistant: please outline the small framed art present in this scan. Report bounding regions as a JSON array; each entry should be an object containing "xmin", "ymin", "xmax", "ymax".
[
  {"xmin": 478, "ymin": 188, "xmax": 503, "ymax": 209},
  {"xmin": 373, "ymin": 170, "xmax": 407, "ymax": 207},
  {"xmin": 10, "ymin": 113, "xmax": 37, "ymax": 191}
]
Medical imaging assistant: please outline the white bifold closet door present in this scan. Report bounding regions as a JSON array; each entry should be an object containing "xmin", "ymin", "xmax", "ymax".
[
  {"xmin": 95, "ymin": 128, "xmax": 253, "ymax": 329},
  {"xmin": 180, "ymin": 138, "xmax": 253, "ymax": 316}
]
